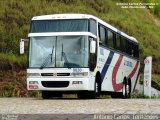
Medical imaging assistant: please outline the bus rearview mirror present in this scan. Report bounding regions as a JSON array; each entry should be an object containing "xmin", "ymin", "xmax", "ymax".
[
  {"xmin": 90, "ymin": 40, "xmax": 96, "ymax": 54},
  {"xmin": 20, "ymin": 38, "xmax": 28, "ymax": 54},
  {"xmin": 20, "ymin": 39, "xmax": 24, "ymax": 54}
]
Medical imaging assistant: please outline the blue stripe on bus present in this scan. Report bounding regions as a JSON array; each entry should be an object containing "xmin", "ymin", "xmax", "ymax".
[{"xmin": 101, "ymin": 51, "xmax": 114, "ymax": 82}]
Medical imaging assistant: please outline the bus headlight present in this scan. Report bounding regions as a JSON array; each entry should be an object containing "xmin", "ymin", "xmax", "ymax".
[
  {"xmin": 82, "ymin": 72, "xmax": 88, "ymax": 76},
  {"xmin": 71, "ymin": 72, "xmax": 88, "ymax": 77},
  {"xmin": 27, "ymin": 73, "xmax": 40, "ymax": 77}
]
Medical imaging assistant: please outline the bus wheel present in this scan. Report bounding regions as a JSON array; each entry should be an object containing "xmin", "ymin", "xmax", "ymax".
[
  {"xmin": 126, "ymin": 79, "xmax": 131, "ymax": 98},
  {"xmin": 122, "ymin": 79, "xmax": 131, "ymax": 99},
  {"xmin": 122, "ymin": 82, "xmax": 126, "ymax": 99},
  {"xmin": 89, "ymin": 80, "xmax": 100, "ymax": 99},
  {"xmin": 42, "ymin": 91, "xmax": 51, "ymax": 99},
  {"xmin": 78, "ymin": 81, "xmax": 100, "ymax": 99},
  {"xmin": 96, "ymin": 81, "xmax": 101, "ymax": 98}
]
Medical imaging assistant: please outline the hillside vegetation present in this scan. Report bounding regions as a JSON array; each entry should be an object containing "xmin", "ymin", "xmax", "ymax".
[{"xmin": 0, "ymin": 0, "xmax": 160, "ymax": 96}]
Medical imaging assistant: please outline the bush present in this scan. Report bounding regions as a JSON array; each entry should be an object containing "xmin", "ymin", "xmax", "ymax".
[
  {"xmin": 0, "ymin": 53, "xmax": 27, "ymax": 71},
  {"xmin": 131, "ymin": 93, "xmax": 150, "ymax": 98},
  {"xmin": 152, "ymin": 74, "xmax": 160, "ymax": 91}
]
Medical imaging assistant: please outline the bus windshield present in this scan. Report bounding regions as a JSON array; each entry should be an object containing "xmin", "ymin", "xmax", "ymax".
[{"xmin": 29, "ymin": 36, "xmax": 89, "ymax": 68}]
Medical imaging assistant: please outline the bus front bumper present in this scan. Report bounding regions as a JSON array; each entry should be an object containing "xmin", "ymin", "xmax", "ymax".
[{"xmin": 27, "ymin": 77, "xmax": 91, "ymax": 91}]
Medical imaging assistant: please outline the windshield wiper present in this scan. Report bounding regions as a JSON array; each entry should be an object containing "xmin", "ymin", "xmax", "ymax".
[
  {"xmin": 40, "ymin": 45, "xmax": 55, "ymax": 69},
  {"xmin": 61, "ymin": 43, "xmax": 70, "ymax": 67},
  {"xmin": 62, "ymin": 52, "xmax": 81, "ymax": 68},
  {"xmin": 40, "ymin": 54, "xmax": 52, "ymax": 69},
  {"xmin": 62, "ymin": 52, "xmax": 69, "ymax": 63},
  {"xmin": 51, "ymin": 45, "xmax": 54, "ymax": 63}
]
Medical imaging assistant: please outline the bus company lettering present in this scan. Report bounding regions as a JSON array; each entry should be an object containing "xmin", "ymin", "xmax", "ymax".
[
  {"xmin": 124, "ymin": 60, "xmax": 132, "ymax": 67},
  {"xmin": 100, "ymin": 48, "xmax": 104, "ymax": 55}
]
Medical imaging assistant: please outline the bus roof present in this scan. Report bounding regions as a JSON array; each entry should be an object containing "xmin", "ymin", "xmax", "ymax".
[{"xmin": 32, "ymin": 14, "xmax": 138, "ymax": 43}]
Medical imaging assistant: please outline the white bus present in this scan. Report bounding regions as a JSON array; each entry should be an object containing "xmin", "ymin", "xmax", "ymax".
[{"xmin": 21, "ymin": 14, "xmax": 140, "ymax": 99}]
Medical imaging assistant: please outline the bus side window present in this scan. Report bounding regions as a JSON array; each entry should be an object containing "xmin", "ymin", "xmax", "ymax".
[
  {"xmin": 107, "ymin": 29, "xmax": 113, "ymax": 48},
  {"xmin": 131, "ymin": 41, "xmax": 134, "ymax": 56},
  {"xmin": 126, "ymin": 40, "xmax": 131, "ymax": 55},
  {"xmin": 134, "ymin": 44, "xmax": 139, "ymax": 58},
  {"xmin": 126, "ymin": 40, "xmax": 129, "ymax": 55},
  {"xmin": 116, "ymin": 34, "xmax": 121, "ymax": 50},
  {"xmin": 121, "ymin": 37, "xmax": 126, "ymax": 53},
  {"xmin": 137, "ymin": 45, "xmax": 139, "ymax": 58},
  {"xmin": 89, "ymin": 19, "xmax": 97, "ymax": 36},
  {"xmin": 99, "ymin": 25, "xmax": 106, "ymax": 45}
]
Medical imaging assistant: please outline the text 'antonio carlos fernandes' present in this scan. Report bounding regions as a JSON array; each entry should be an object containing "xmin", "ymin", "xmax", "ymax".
[{"xmin": 93, "ymin": 114, "xmax": 159, "ymax": 120}]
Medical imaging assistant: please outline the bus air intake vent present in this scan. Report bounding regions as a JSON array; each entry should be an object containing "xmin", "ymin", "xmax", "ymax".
[
  {"xmin": 41, "ymin": 81, "xmax": 69, "ymax": 88},
  {"xmin": 41, "ymin": 73, "xmax": 70, "ymax": 76}
]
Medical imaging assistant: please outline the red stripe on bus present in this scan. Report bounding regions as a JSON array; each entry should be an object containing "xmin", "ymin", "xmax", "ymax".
[
  {"xmin": 112, "ymin": 56, "xmax": 139, "ymax": 92},
  {"xmin": 112, "ymin": 54, "xmax": 123, "ymax": 91},
  {"xmin": 127, "ymin": 61, "xmax": 139, "ymax": 79}
]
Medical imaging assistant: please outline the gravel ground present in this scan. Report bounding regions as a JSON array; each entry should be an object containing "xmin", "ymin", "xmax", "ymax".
[{"xmin": 0, "ymin": 98, "xmax": 160, "ymax": 114}]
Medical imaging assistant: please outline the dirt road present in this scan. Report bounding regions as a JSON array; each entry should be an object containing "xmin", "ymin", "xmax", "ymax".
[{"xmin": 0, "ymin": 98, "xmax": 159, "ymax": 114}]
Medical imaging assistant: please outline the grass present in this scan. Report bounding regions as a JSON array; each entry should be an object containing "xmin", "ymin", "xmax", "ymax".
[
  {"xmin": 139, "ymin": 74, "xmax": 160, "ymax": 91},
  {"xmin": 131, "ymin": 93, "xmax": 160, "ymax": 99},
  {"xmin": 152, "ymin": 74, "xmax": 160, "ymax": 91},
  {"xmin": 0, "ymin": 53, "xmax": 27, "ymax": 71},
  {"xmin": 0, "ymin": 70, "xmax": 42, "ymax": 97},
  {"xmin": 131, "ymin": 93, "xmax": 150, "ymax": 99}
]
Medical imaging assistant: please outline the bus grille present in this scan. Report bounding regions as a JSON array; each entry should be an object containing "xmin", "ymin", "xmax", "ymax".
[
  {"xmin": 41, "ymin": 73, "xmax": 70, "ymax": 76},
  {"xmin": 41, "ymin": 81, "xmax": 69, "ymax": 88}
]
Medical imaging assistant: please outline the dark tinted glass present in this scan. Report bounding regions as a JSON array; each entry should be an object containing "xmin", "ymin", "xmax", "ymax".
[
  {"xmin": 99, "ymin": 25, "xmax": 106, "ymax": 44},
  {"xmin": 30, "ymin": 19, "xmax": 88, "ymax": 32},
  {"xmin": 121, "ymin": 37, "xmax": 126, "ymax": 52},
  {"xmin": 89, "ymin": 19, "xmax": 97, "ymax": 35},
  {"xmin": 107, "ymin": 30, "xmax": 113, "ymax": 48},
  {"xmin": 116, "ymin": 34, "xmax": 121, "ymax": 50}
]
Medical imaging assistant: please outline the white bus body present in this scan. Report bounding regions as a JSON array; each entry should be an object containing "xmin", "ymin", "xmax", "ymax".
[{"xmin": 26, "ymin": 14, "xmax": 140, "ymax": 98}]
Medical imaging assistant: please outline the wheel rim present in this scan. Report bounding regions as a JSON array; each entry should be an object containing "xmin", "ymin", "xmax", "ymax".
[
  {"xmin": 126, "ymin": 85, "xmax": 130, "ymax": 96},
  {"xmin": 122, "ymin": 84, "xmax": 126, "ymax": 96},
  {"xmin": 96, "ymin": 82, "xmax": 98, "ymax": 93}
]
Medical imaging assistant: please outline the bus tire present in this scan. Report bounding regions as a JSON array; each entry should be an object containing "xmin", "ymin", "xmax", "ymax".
[
  {"xmin": 42, "ymin": 91, "xmax": 51, "ymax": 99},
  {"xmin": 89, "ymin": 80, "xmax": 100, "ymax": 99},
  {"xmin": 122, "ymin": 78, "xmax": 127, "ymax": 99},
  {"xmin": 122, "ymin": 78, "xmax": 131, "ymax": 99},
  {"xmin": 78, "ymin": 74, "xmax": 101, "ymax": 99},
  {"xmin": 91, "ymin": 73, "xmax": 101, "ymax": 99},
  {"xmin": 96, "ymin": 75, "xmax": 101, "ymax": 98},
  {"xmin": 126, "ymin": 79, "xmax": 131, "ymax": 98}
]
